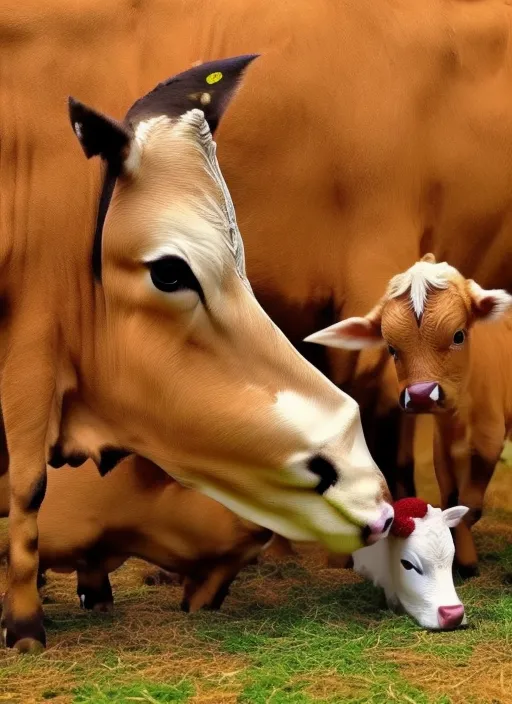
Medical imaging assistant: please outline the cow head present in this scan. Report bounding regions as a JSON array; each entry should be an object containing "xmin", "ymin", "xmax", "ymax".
[
  {"xmin": 353, "ymin": 498, "xmax": 468, "ymax": 630},
  {"xmin": 388, "ymin": 499, "xmax": 468, "ymax": 630},
  {"xmin": 66, "ymin": 56, "xmax": 392, "ymax": 553},
  {"xmin": 305, "ymin": 254, "xmax": 512, "ymax": 413}
]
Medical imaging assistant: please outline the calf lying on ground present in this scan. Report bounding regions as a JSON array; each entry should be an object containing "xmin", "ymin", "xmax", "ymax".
[
  {"xmin": 307, "ymin": 254, "xmax": 512, "ymax": 576},
  {"xmin": 0, "ymin": 457, "xmax": 273, "ymax": 613},
  {"xmin": 353, "ymin": 498, "xmax": 468, "ymax": 630}
]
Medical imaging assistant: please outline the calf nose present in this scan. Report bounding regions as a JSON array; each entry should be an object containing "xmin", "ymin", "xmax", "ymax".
[
  {"xmin": 400, "ymin": 382, "xmax": 444, "ymax": 412},
  {"xmin": 362, "ymin": 503, "xmax": 395, "ymax": 545},
  {"xmin": 438, "ymin": 604, "xmax": 465, "ymax": 630}
]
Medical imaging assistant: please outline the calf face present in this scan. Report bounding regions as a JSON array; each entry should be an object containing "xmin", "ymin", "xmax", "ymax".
[
  {"xmin": 65, "ymin": 57, "xmax": 392, "ymax": 553},
  {"xmin": 387, "ymin": 501, "xmax": 468, "ymax": 630},
  {"xmin": 354, "ymin": 498, "xmax": 468, "ymax": 630},
  {"xmin": 305, "ymin": 254, "xmax": 512, "ymax": 414}
]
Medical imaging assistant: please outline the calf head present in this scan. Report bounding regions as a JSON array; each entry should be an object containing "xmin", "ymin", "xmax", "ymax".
[
  {"xmin": 305, "ymin": 254, "xmax": 512, "ymax": 413},
  {"xmin": 387, "ymin": 498, "xmax": 468, "ymax": 630},
  {"xmin": 354, "ymin": 498, "xmax": 468, "ymax": 630},
  {"xmin": 65, "ymin": 56, "xmax": 392, "ymax": 552}
]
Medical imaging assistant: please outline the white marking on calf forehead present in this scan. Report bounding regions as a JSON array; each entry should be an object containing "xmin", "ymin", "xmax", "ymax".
[
  {"xmin": 408, "ymin": 506, "xmax": 454, "ymax": 564},
  {"xmin": 387, "ymin": 261, "xmax": 460, "ymax": 319}
]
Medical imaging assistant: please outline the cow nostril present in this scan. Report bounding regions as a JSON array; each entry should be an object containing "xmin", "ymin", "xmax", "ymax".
[
  {"xmin": 308, "ymin": 455, "xmax": 338, "ymax": 495},
  {"xmin": 383, "ymin": 516, "xmax": 393, "ymax": 533},
  {"xmin": 438, "ymin": 604, "xmax": 465, "ymax": 629}
]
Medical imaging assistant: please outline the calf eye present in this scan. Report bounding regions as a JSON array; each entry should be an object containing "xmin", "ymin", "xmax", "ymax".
[
  {"xmin": 148, "ymin": 256, "xmax": 204, "ymax": 300},
  {"xmin": 400, "ymin": 559, "xmax": 423, "ymax": 575},
  {"xmin": 452, "ymin": 330, "xmax": 465, "ymax": 345},
  {"xmin": 387, "ymin": 344, "xmax": 398, "ymax": 359}
]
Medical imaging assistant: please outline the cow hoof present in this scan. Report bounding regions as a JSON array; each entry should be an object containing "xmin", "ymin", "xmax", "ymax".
[
  {"xmin": 13, "ymin": 637, "xmax": 45, "ymax": 655},
  {"xmin": 79, "ymin": 593, "xmax": 114, "ymax": 612},
  {"xmin": 180, "ymin": 598, "xmax": 190, "ymax": 613},
  {"xmin": 1, "ymin": 615, "xmax": 46, "ymax": 652},
  {"xmin": 92, "ymin": 601, "xmax": 114, "ymax": 614},
  {"xmin": 455, "ymin": 563, "xmax": 479, "ymax": 580}
]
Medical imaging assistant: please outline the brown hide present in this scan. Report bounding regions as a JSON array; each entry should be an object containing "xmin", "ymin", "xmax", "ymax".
[
  {"xmin": 0, "ymin": 457, "xmax": 272, "ymax": 613},
  {"xmin": 2, "ymin": 0, "xmax": 512, "ymax": 647}
]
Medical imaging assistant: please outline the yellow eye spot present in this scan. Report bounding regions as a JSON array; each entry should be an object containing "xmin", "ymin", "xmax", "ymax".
[{"xmin": 206, "ymin": 71, "xmax": 223, "ymax": 85}]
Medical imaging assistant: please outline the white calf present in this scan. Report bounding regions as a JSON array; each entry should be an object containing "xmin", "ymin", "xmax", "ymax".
[{"xmin": 353, "ymin": 498, "xmax": 468, "ymax": 630}]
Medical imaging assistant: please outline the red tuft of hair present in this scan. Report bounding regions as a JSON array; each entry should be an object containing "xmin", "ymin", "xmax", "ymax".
[{"xmin": 390, "ymin": 498, "xmax": 429, "ymax": 538}]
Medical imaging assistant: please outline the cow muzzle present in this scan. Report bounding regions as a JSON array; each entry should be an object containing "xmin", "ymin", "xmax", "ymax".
[
  {"xmin": 437, "ymin": 604, "xmax": 465, "ymax": 630},
  {"xmin": 400, "ymin": 382, "xmax": 444, "ymax": 413}
]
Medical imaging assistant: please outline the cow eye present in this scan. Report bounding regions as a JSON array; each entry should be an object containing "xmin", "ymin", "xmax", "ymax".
[
  {"xmin": 148, "ymin": 256, "xmax": 204, "ymax": 299},
  {"xmin": 400, "ymin": 559, "xmax": 423, "ymax": 575},
  {"xmin": 388, "ymin": 344, "xmax": 398, "ymax": 359},
  {"xmin": 452, "ymin": 330, "xmax": 465, "ymax": 345}
]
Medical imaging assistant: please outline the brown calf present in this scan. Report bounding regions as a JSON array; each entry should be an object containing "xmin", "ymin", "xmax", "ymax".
[
  {"xmin": 0, "ymin": 457, "xmax": 272, "ymax": 614},
  {"xmin": 307, "ymin": 254, "xmax": 512, "ymax": 576}
]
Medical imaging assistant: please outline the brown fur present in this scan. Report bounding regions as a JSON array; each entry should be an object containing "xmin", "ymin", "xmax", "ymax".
[
  {"xmin": 4, "ymin": 0, "xmax": 512, "ymax": 646},
  {"xmin": 0, "ymin": 458, "xmax": 273, "ymax": 613}
]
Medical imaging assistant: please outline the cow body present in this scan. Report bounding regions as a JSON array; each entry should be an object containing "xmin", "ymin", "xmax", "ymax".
[{"xmin": 0, "ymin": 458, "xmax": 273, "ymax": 614}]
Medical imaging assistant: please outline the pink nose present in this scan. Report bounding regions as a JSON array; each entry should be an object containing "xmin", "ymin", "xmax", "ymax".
[
  {"xmin": 363, "ymin": 503, "xmax": 395, "ymax": 545},
  {"xmin": 438, "ymin": 604, "xmax": 465, "ymax": 629},
  {"xmin": 401, "ymin": 382, "xmax": 443, "ymax": 412}
]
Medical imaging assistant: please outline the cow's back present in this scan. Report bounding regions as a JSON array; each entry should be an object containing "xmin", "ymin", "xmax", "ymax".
[{"xmin": 2, "ymin": 0, "xmax": 512, "ymax": 389}]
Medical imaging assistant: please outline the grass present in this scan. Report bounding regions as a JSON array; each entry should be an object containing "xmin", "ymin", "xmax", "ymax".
[{"xmin": 0, "ymin": 419, "xmax": 510, "ymax": 703}]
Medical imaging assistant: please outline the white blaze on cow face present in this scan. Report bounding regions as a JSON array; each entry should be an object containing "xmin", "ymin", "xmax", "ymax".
[
  {"xmin": 68, "ymin": 61, "xmax": 393, "ymax": 556},
  {"xmin": 353, "ymin": 504, "xmax": 468, "ymax": 630}
]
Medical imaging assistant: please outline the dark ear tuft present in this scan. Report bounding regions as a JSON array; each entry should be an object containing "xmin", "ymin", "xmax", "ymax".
[
  {"xmin": 127, "ymin": 54, "xmax": 259, "ymax": 136},
  {"xmin": 68, "ymin": 97, "xmax": 133, "ymax": 165}
]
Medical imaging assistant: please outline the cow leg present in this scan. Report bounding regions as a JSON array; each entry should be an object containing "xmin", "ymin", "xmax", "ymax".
[
  {"xmin": 76, "ymin": 568, "xmax": 114, "ymax": 613},
  {"xmin": 434, "ymin": 417, "xmax": 486, "ymax": 579},
  {"xmin": 453, "ymin": 450, "xmax": 498, "ymax": 579},
  {"xmin": 367, "ymin": 406, "xmax": 402, "ymax": 499},
  {"xmin": 0, "ymin": 350, "xmax": 55, "ymax": 652},
  {"xmin": 181, "ymin": 564, "xmax": 239, "ymax": 613},
  {"xmin": 395, "ymin": 414, "xmax": 416, "ymax": 499}
]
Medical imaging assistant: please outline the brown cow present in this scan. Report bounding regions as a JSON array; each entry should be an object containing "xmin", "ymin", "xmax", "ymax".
[
  {"xmin": 307, "ymin": 255, "xmax": 512, "ymax": 576},
  {"xmin": 0, "ymin": 459, "xmax": 272, "ymax": 614},
  {"xmin": 0, "ymin": 44, "xmax": 392, "ymax": 651},
  {"xmin": 5, "ymin": 0, "xmax": 512, "ymax": 650}
]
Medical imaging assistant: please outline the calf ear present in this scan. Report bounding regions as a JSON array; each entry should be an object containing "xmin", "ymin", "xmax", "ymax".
[
  {"xmin": 468, "ymin": 280, "xmax": 512, "ymax": 322},
  {"xmin": 304, "ymin": 302, "xmax": 385, "ymax": 350},
  {"xmin": 68, "ymin": 98, "xmax": 136, "ymax": 173},
  {"xmin": 421, "ymin": 253, "xmax": 437, "ymax": 264},
  {"xmin": 442, "ymin": 506, "xmax": 469, "ymax": 527}
]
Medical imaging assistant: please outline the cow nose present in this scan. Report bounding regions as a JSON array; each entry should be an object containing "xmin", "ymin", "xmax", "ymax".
[
  {"xmin": 400, "ymin": 382, "xmax": 444, "ymax": 412},
  {"xmin": 362, "ymin": 503, "xmax": 395, "ymax": 545},
  {"xmin": 438, "ymin": 604, "xmax": 465, "ymax": 629}
]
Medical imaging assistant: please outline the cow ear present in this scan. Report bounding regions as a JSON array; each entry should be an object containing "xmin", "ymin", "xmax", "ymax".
[
  {"xmin": 421, "ymin": 253, "xmax": 436, "ymax": 264},
  {"xmin": 127, "ymin": 54, "xmax": 259, "ymax": 137},
  {"xmin": 467, "ymin": 280, "xmax": 512, "ymax": 322},
  {"xmin": 442, "ymin": 506, "xmax": 469, "ymax": 527},
  {"xmin": 304, "ymin": 302, "xmax": 385, "ymax": 350},
  {"xmin": 68, "ymin": 98, "xmax": 136, "ymax": 172}
]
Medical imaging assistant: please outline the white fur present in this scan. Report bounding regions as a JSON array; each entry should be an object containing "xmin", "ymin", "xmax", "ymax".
[
  {"xmin": 467, "ymin": 280, "xmax": 512, "ymax": 321},
  {"xmin": 274, "ymin": 391, "xmax": 358, "ymax": 448},
  {"xmin": 386, "ymin": 261, "xmax": 459, "ymax": 319},
  {"xmin": 353, "ymin": 504, "xmax": 468, "ymax": 630}
]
